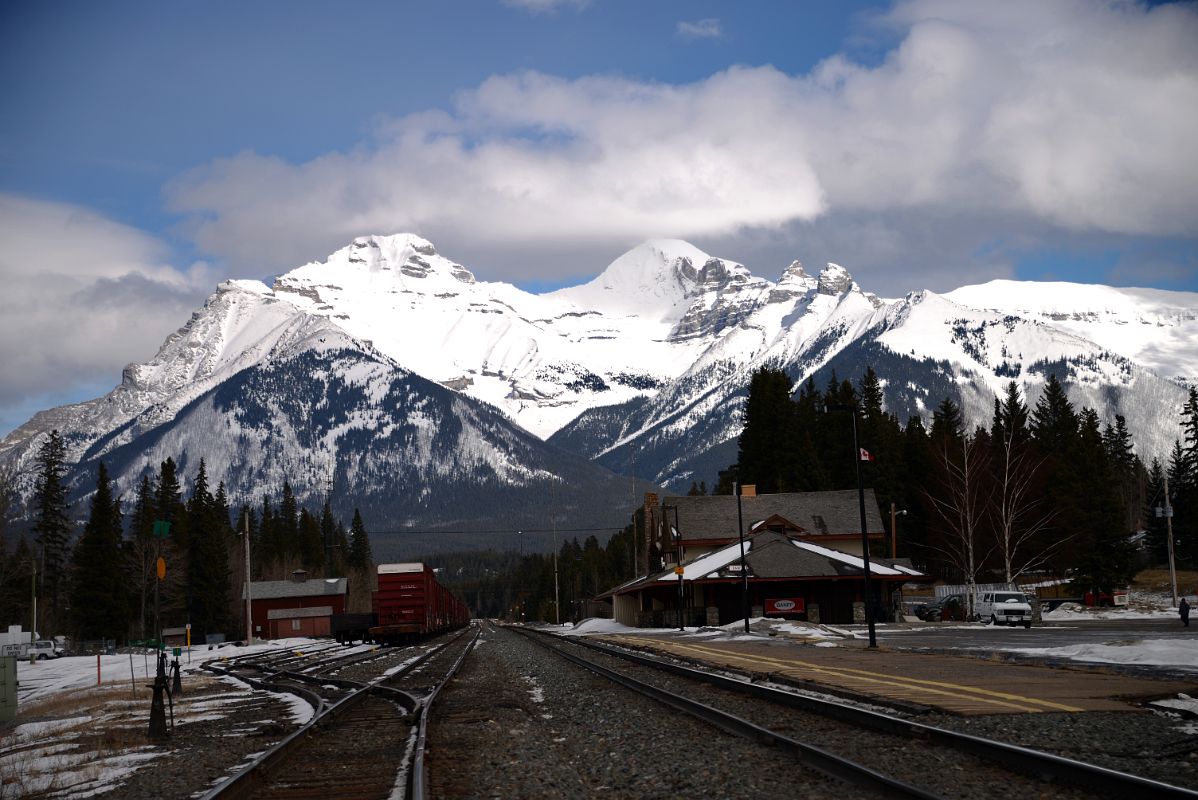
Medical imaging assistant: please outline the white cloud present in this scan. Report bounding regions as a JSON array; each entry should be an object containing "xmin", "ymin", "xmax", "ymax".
[
  {"xmin": 677, "ymin": 18, "xmax": 722, "ymax": 39},
  {"xmin": 501, "ymin": 0, "xmax": 589, "ymax": 14},
  {"xmin": 166, "ymin": 0, "xmax": 1198, "ymax": 286},
  {"xmin": 0, "ymin": 194, "xmax": 211, "ymax": 423}
]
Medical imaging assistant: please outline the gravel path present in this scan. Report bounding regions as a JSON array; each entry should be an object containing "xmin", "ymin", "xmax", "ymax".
[{"xmin": 425, "ymin": 624, "xmax": 872, "ymax": 799}]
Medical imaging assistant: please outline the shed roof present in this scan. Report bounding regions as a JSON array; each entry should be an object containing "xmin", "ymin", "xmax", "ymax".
[
  {"xmin": 245, "ymin": 577, "xmax": 347, "ymax": 600},
  {"xmin": 661, "ymin": 489, "xmax": 886, "ymax": 541}
]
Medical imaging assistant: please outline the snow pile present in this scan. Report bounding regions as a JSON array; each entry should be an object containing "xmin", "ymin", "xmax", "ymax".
[{"xmin": 1005, "ymin": 639, "xmax": 1198, "ymax": 670}]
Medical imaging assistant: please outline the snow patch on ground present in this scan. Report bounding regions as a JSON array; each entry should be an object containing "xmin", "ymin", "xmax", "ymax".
[{"xmin": 1004, "ymin": 639, "xmax": 1198, "ymax": 670}]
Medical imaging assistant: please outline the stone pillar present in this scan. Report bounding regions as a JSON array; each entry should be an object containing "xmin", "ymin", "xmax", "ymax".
[
  {"xmin": 706, "ymin": 606, "xmax": 720, "ymax": 626},
  {"xmin": 852, "ymin": 601, "xmax": 865, "ymax": 622},
  {"xmin": 807, "ymin": 604, "xmax": 820, "ymax": 624}
]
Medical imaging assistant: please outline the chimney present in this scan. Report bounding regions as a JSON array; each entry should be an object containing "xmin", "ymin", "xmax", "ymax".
[{"xmin": 290, "ymin": 569, "xmax": 308, "ymax": 583}]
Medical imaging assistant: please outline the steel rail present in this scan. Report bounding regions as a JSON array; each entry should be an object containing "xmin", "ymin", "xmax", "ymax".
[
  {"xmin": 200, "ymin": 630, "xmax": 469, "ymax": 800},
  {"xmin": 407, "ymin": 625, "xmax": 481, "ymax": 800},
  {"xmin": 541, "ymin": 629, "xmax": 1198, "ymax": 800},
  {"xmin": 511, "ymin": 627, "xmax": 939, "ymax": 800}
]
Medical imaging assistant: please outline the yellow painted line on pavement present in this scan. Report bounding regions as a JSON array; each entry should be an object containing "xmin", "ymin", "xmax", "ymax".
[{"xmin": 604, "ymin": 636, "xmax": 1084, "ymax": 714}]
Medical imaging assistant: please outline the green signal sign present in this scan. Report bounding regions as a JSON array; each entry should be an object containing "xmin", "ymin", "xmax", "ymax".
[{"xmin": 153, "ymin": 520, "xmax": 171, "ymax": 538}]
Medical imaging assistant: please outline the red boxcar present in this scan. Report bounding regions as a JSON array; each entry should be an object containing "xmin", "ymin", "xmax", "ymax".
[{"xmin": 369, "ymin": 563, "xmax": 470, "ymax": 644}]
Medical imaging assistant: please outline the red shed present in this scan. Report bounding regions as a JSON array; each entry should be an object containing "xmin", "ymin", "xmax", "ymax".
[{"xmin": 244, "ymin": 571, "xmax": 348, "ymax": 640}]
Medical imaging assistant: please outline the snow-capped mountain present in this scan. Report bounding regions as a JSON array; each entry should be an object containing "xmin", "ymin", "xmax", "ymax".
[{"xmin": 4, "ymin": 233, "xmax": 1195, "ymax": 543}]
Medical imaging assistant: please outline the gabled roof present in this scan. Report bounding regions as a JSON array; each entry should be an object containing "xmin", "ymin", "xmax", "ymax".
[
  {"xmin": 605, "ymin": 530, "xmax": 924, "ymax": 596},
  {"xmin": 661, "ymin": 489, "xmax": 886, "ymax": 541},
  {"xmin": 245, "ymin": 577, "xmax": 348, "ymax": 600}
]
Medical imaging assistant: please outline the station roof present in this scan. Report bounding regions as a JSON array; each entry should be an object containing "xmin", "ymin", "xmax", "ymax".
[
  {"xmin": 244, "ymin": 577, "xmax": 347, "ymax": 600},
  {"xmin": 604, "ymin": 530, "xmax": 923, "ymax": 598},
  {"xmin": 660, "ymin": 490, "xmax": 886, "ymax": 541}
]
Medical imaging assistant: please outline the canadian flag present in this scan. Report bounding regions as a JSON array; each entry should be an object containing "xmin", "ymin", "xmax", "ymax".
[{"xmin": 859, "ymin": 448, "xmax": 875, "ymax": 462}]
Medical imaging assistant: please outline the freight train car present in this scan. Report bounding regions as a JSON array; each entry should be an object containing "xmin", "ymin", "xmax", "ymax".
[
  {"xmin": 330, "ymin": 612, "xmax": 376, "ymax": 645},
  {"xmin": 368, "ymin": 563, "xmax": 470, "ymax": 645}
]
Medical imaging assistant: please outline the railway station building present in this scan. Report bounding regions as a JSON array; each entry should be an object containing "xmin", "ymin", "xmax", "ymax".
[
  {"xmin": 604, "ymin": 489, "xmax": 924, "ymax": 627},
  {"xmin": 245, "ymin": 571, "xmax": 349, "ymax": 639}
]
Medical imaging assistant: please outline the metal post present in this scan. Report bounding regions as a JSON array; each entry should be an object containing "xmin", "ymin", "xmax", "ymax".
[
  {"xmin": 29, "ymin": 558, "xmax": 36, "ymax": 665},
  {"xmin": 735, "ymin": 482, "xmax": 749, "ymax": 635},
  {"xmin": 1165, "ymin": 474, "xmax": 1178, "ymax": 608},
  {"xmin": 551, "ymin": 514, "xmax": 560, "ymax": 625},
  {"xmin": 243, "ymin": 512, "xmax": 253, "ymax": 643},
  {"xmin": 849, "ymin": 411, "xmax": 878, "ymax": 648},
  {"xmin": 669, "ymin": 506, "xmax": 684, "ymax": 631}
]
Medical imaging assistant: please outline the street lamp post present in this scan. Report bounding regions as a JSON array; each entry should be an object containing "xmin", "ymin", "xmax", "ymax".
[
  {"xmin": 735, "ymin": 482, "xmax": 750, "ymax": 635},
  {"xmin": 829, "ymin": 404, "xmax": 877, "ymax": 648}
]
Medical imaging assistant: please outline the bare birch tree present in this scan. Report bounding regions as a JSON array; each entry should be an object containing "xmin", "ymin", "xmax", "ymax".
[
  {"xmin": 992, "ymin": 429, "xmax": 1062, "ymax": 583},
  {"xmin": 925, "ymin": 434, "xmax": 994, "ymax": 617}
]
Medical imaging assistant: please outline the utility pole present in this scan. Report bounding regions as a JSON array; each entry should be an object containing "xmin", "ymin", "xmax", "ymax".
[
  {"xmin": 735, "ymin": 482, "xmax": 749, "ymax": 635},
  {"xmin": 1163, "ymin": 474, "xmax": 1178, "ymax": 608},
  {"xmin": 551, "ymin": 513, "xmax": 560, "ymax": 625},
  {"xmin": 243, "ymin": 511, "xmax": 253, "ymax": 643},
  {"xmin": 29, "ymin": 557, "xmax": 36, "ymax": 665}
]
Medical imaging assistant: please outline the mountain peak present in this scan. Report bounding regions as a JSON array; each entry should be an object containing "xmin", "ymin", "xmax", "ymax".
[{"xmin": 817, "ymin": 263, "xmax": 854, "ymax": 296}]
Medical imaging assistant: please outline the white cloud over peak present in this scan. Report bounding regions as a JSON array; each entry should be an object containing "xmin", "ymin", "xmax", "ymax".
[
  {"xmin": 501, "ymin": 0, "xmax": 590, "ymax": 14},
  {"xmin": 0, "ymin": 194, "xmax": 210, "ymax": 419},
  {"xmin": 165, "ymin": 0, "xmax": 1197, "ymax": 285},
  {"xmin": 677, "ymin": 18, "xmax": 723, "ymax": 39}
]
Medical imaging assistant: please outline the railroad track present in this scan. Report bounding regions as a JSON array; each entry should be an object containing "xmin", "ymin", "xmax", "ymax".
[
  {"xmin": 515, "ymin": 626, "xmax": 1198, "ymax": 800},
  {"xmin": 200, "ymin": 626, "xmax": 478, "ymax": 800}
]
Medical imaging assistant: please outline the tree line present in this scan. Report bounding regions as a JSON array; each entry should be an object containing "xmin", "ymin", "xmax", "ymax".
[
  {"xmin": 722, "ymin": 367, "xmax": 1198, "ymax": 594},
  {"xmin": 429, "ymin": 525, "xmax": 637, "ymax": 623},
  {"xmin": 0, "ymin": 431, "xmax": 375, "ymax": 645}
]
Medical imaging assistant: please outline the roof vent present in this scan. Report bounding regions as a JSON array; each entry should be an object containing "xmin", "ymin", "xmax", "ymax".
[
  {"xmin": 290, "ymin": 569, "xmax": 309, "ymax": 582},
  {"xmin": 811, "ymin": 515, "xmax": 828, "ymax": 535}
]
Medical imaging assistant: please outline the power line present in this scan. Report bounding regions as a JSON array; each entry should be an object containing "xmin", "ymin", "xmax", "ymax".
[{"xmin": 370, "ymin": 526, "xmax": 623, "ymax": 536}]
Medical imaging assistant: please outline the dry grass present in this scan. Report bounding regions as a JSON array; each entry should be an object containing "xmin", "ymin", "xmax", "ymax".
[
  {"xmin": 1133, "ymin": 568, "xmax": 1198, "ymax": 594},
  {"xmin": 1, "ymin": 675, "xmax": 231, "ymax": 798}
]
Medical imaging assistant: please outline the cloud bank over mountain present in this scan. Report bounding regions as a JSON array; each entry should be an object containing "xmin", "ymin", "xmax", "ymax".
[{"xmin": 165, "ymin": 0, "xmax": 1197, "ymax": 284}]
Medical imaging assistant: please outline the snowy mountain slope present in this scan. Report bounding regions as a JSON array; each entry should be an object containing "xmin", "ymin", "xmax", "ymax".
[
  {"xmin": 5, "ymin": 232, "xmax": 1195, "ymax": 529},
  {"xmin": 553, "ymin": 278, "xmax": 1192, "ymax": 489},
  {"xmin": 945, "ymin": 280, "xmax": 1198, "ymax": 384},
  {"xmin": 270, "ymin": 235, "xmax": 777, "ymax": 438},
  {"xmin": 64, "ymin": 323, "xmax": 653, "ymax": 558},
  {"xmin": 0, "ymin": 281, "xmax": 338, "ymax": 472}
]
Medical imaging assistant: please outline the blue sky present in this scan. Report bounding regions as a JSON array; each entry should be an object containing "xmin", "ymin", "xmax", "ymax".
[{"xmin": 1, "ymin": 0, "xmax": 1196, "ymax": 437}]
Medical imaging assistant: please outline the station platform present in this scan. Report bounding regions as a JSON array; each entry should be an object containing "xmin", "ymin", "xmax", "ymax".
[{"xmin": 592, "ymin": 633, "xmax": 1198, "ymax": 716}]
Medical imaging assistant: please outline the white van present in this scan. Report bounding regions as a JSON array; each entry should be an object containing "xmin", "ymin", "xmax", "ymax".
[{"xmin": 976, "ymin": 591, "xmax": 1033, "ymax": 627}]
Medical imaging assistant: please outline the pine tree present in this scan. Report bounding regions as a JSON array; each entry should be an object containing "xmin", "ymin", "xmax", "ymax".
[
  {"xmin": 1071, "ymin": 409, "xmax": 1136, "ymax": 590},
  {"xmin": 125, "ymin": 476, "xmax": 156, "ymax": 639},
  {"xmin": 1030, "ymin": 374, "xmax": 1079, "ymax": 451},
  {"xmin": 69, "ymin": 463, "xmax": 127, "ymax": 642},
  {"xmin": 348, "ymin": 509, "xmax": 373, "ymax": 570},
  {"xmin": 186, "ymin": 460, "xmax": 232, "ymax": 640},
  {"xmin": 737, "ymin": 367, "xmax": 796, "ymax": 494},
  {"xmin": 279, "ymin": 482, "xmax": 299, "ymax": 558},
  {"xmin": 298, "ymin": 508, "xmax": 323, "ymax": 569},
  {"xmin": 32, "ymin": 430, "xmax": 71, "ymax": 625},
  {"xmin": 1143, "ymin": 458, "xmax": 1169, "ymax": 565}
]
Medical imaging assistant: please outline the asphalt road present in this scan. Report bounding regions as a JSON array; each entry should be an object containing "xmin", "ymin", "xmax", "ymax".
[{"xmin": 842, "ymin": 617, "xmax": 1195, "ymax": 652}]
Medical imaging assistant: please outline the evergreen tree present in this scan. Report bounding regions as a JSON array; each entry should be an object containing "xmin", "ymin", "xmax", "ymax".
[
  {"xmin": 298, "ymin": 508, "xmax": 323, "ymax": 569},
  {"xmin": 32, "ymin": 430, "xmax": 72, "ymax": 623},
  {"xmin": 279, "ymin": 481, "xmax": 299, "ymax": 557},
  {"xmin": 154, "ymin": 457, "xmax": 189, "ymax": 624},
  {"xmin": 186, "ymin": 460, "xmax": 232, "ymax": 640},
  {"xmin": 1071, "ymin": 409, "xmax": 1136, "ymax": 590},
  {"xmin": 1030, "ymin": 374, "xmax": 1079, "ymax": 451},
  {"xmin": 930, "ymin": 398, "xmax": 964, "ymax": 443},
  {"xmin": 1143, "ymin": 458, "xmax": 1169, "ymax": 565},
  {"xmin": 69, "ymin": 463, "xmax": 127, "ymax": 642},
  {"xmin": 125, "ymin": 476, "xmax": 156, "ymax": 639},
  {"xmin": 737, "ymin": 367, "xmax": 796, "ymax": 493},
  {"xmin": 348, "ymin": 509, "xmax": 373, "ymax": 570}
]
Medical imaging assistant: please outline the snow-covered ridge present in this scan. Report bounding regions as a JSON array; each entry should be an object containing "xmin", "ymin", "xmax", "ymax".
[
  {"xmin": 945, "ymin": 279, "xmax": 1198, "ymax": 383},
  {"xmin": 3, "ymin": 233, "xmax": 1196, "ymax": 499}
]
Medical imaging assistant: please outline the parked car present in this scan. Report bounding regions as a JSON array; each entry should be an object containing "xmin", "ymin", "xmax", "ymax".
[
  {"xmin": 30, "ymin": 639, "xmax": 63, "ymax": 660},
  {"xmin": 975, "ymin": 591, "xmax": 1033, "ymax": 628},
  {"xmin": 920, "ymin": 594, "xmax": 970, "ymax": 622}
]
